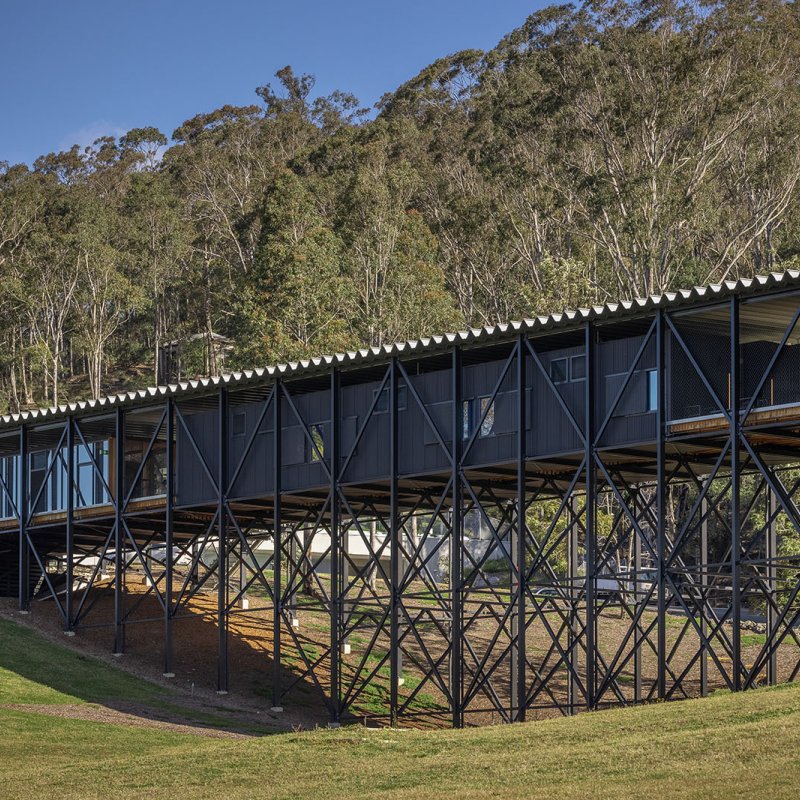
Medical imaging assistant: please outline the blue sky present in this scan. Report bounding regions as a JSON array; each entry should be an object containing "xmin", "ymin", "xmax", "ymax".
[{"xmin": 1, "ymin": 1, "xmax": 548, "ymax": 166}]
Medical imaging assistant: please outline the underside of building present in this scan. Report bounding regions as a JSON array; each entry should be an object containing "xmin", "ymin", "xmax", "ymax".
[{"xmin": 1, "ymin": 271, "xmax": 800, "ymax": 727}]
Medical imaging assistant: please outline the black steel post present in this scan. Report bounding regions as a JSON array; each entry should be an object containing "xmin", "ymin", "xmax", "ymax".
[
  {"xmin": 341, "ymin": 504, "xmax": 350, "ymax": 659},
  {"xmin": 18, "ymin": 425, "xmax": 29, "ymax": 613},
  {"xmin": 288, "ymin": 530, "xmax": 298, "ymax": 626},
  {"xmin": 585, "ymin": 322, "xmax": 596, "ymax": 709},
  {"xmin": 217, "ymin": 387, "xmax": 229, "ymax": 693},
  {"xmin": 272, "ymin": 380, "xmax": 283, "ymax": 711},
  {"xmin": 330, "ymin": 368, "xmax": 341, "ymax": 725},
  {"xmin": 633, "ymin": 488, "xmax": 642, "ymax": 703},
  {"xmin": 511, "ymin": 337, "xmax": 527, "ymax": 721},
  {"xmin": 700, "ymin": 487, "xmax": 709, "ymax": 697},
  {"xmin": 113, "ymin": 408, "xmax": 125, "ymax": 654},
  {"xmin": 567, "ymin": 495, "xmax": 579, "ymax": 713},
  {"xmin": 164, "ymin": 398, "xmax": 175, "ymax": 676},
  {"xmin": 656, "ymin": 310, "xmax": 667, "ymax": 699},
  {"xmin": 451, "ymin": 346, "xmax": 463, "ymax": 727},
  {"xmin": 389, "ymin": 357, "xmax": 401, "ymax": 726},
  {"xmin": 767, "ymin": 488, "xmax": 777, "ymax": 685},
  {"xmin": 730, "ymin": 296, "xmax": 742, "ymax": 691},
  {"xmin": 65, "ymin": 417, "xmax": 74, "ymax": 634}
]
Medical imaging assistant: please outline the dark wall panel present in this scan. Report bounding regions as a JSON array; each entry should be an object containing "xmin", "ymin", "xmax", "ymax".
[{"xmin": 175, "ymin": 332, "xmax": 674, "ymax": 499}]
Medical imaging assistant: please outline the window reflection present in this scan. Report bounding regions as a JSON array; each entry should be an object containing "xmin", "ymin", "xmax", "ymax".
[{"xmin": 479, "ymin": 397, "xmax": 495, "ymax": 437}]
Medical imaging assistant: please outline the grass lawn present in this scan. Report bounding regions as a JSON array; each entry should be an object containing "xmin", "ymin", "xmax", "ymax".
[{"xmin": 1, "ymin": 617, "xmax": 799, "ymax": 799}]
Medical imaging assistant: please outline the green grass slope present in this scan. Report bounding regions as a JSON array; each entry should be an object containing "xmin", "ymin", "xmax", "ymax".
[{"xmin": 1, "ymin": 617, "xmax": 799, "ymax": 800}]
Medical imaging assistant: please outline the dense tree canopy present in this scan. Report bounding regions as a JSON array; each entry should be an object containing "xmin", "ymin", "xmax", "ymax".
[{"xmin": 1, "ymin": 0, "xmax": 799, "ymax": 412}]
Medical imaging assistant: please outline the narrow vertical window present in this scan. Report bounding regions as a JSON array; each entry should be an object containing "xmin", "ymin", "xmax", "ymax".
[
  {"xmin": 462, "ymin": 399, "xmax": 475, "ymax": 440},
  {"xmin": 550, "ymin": 358, "xmax": 568, "ymax": 384},
  {"xmin": 232, "ymin": 411, "xmax": 247, "ymax": 437},
  {"xmin": 479, "ymin": 397, "xmax": 495, "ymax": 437},
  {"xmin": 646, "ymin": 369, "xmax": 658, "ymax": 412},
  {"xmin": 309, "ymin": 424, "xmax": 325, "ymax": 462}
]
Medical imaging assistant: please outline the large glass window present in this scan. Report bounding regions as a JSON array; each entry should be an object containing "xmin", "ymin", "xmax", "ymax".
[
  {"xmin": 30, "ymin": 451, "xmax": 48, "ymax": 514},
  {"xmin": 124, "ymin": 439, "xmax": 167, "ymax": 500},
  {"xmin": 0, "ymin": 456, "xmax": 18, "ymax": 519}
]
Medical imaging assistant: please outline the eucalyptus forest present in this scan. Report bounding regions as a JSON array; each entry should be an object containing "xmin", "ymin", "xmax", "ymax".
[{"xmin": 1, "ymin": 0, "xmax": 799, "ymax": 413}]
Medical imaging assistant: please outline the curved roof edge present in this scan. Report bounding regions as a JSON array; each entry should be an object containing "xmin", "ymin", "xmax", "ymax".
[{"xmin": 2, "ymin": 269, "xmax": 799, "ymax": 430}]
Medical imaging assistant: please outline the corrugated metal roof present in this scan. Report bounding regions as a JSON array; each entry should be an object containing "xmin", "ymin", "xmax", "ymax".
[{"xmin": 2, "ymin": 269, "xmax": 799, "ymax": 430}]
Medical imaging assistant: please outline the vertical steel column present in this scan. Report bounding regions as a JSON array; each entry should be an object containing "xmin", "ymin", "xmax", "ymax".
[
  {"xmin": 65, "ymin": 417, "xmax": 74, "ymax": 634},
  {"xmin": 113, "ymin": 408, "xmax": 125, "ymax": 654},
  {"xmin": 288, "ymin": 534, "xmax": 298, "ymax": 624},
  {"xmin": 272, "ymin": 380, "xmax": 283, "ymax": 710},
  {"xmin": 511, "ymin": 337, "xmax": 527, "ymax": 721},
  {"xmin": 164, "ymin": 398, "xmax": 175, "ymax": 676},
  {"xmin": 700, "ymin": 487, "xmax": 709, "ymax": 697},
  {"xmin": 632, "ymin": 488, "xmax": 642, "ymax": 703},
  {"xmin": 567, "ymin": 495, "xmax": 579, "ymax": 714},
  {"xmin": 450, "ymin": 346, "xmax": 463, "ymax": 728},
  {"xmin": 329, "ymin": 368, "xmax": 341, "ymax": 725},
  {"xmin": 656, "ymin": 310, "xmax": 667, "ymax": 699},
  {"xmin": 389, "ymin": 357, "xmax": 401, "ymax": 726},
  {"xmin": 341, "ymin": 507, "xmax": 351, "ymax": 657},
  {"xmin": 17, "ymin": 425, "xmax": 29, "ymax": 613},
  {"xmin": 217, "ymin": 388, "xmax": 229, "ymax": 693},
  {"xmin": 730, "ymin": 296, "xmax": 742, "ymax": 691},
  {"xmin": 766, "ymin": 488, "xmax": 777, "ymax": 686},
  {"xmin": 584, "ymin": 322, "xmax": 596, "ymax": 709}
]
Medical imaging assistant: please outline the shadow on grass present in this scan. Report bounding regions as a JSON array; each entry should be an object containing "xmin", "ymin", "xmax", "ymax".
[{"xmin": 0, "ymin": 598, "xmax": 325, "ymax": 735}]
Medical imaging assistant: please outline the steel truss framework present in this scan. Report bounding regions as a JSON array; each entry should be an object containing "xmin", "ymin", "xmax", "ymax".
[{"xmin": 3, "ymin": 293, "xmax": 800, "ymax": 728}]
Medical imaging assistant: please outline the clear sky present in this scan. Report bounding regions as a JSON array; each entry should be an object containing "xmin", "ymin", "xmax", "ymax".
[{"xmin": 1, "ymin": 1, "xmax": 548, "ymax": 166}]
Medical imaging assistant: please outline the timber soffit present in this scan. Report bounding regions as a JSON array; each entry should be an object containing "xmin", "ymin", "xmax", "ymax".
[{"xmin": 2, "ymin": 269, "xmax": 799, "ymax": 430}]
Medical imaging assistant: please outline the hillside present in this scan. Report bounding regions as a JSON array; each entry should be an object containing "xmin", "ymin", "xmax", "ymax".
[{"xmin": 1, "ymin": 615, "xmax": 799, "ymax": 799}]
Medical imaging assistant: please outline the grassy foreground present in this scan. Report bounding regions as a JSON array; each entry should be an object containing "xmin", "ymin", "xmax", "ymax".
[{"xmin": 1, "ymin": 618, "xmax": 799, "ymax": 799}]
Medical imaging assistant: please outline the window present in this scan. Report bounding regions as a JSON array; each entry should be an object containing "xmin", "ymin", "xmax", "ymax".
[
  {"xmin": 570, "ymin": 355, "xmax": 586, "ymax": 381},
  {"xmin": 232, "ymin": 411, "xmax": 247, "ymax": 438},
  {"xmin": 124, "ymin": 439, "xmax": 166, "ymax": 500},
  {"xmin": 373, "ymin": 384, "xmax": 407, "ymax": 414},
  {"xmin": 550, "ymin": 358, "xmax": 568, "ymax": 384},
  {"xmin": 462, "ymin": 398, "xmax": 475, "ymax": 440},
  {"xmin": 0, "ymin": 456, "xmax": 18, "ymax": 520},
  {"xmin": 308, "ymin": 424, "xmax": 325, "ymax": 463},
  {"xmin": 646, "ymin": 369, "xmax": 658, "ymax": 412},
  {"xmin": 551, "ymin": 354, "xmax": 586, "ymax": 384},
  {"xmin": 30, "ymin": 451, "xmax": 49, "ymax": 515},
  {"xmin": 76, "ymin": 443, "xmax": 96, "ymax": 507},
  {"xmin": 479, "ymin": 397, "xmax": 495, "ymax": 437},
  {"xmin": 605, "ymin": 370, "xmax": 658, "ymax": 417}
]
